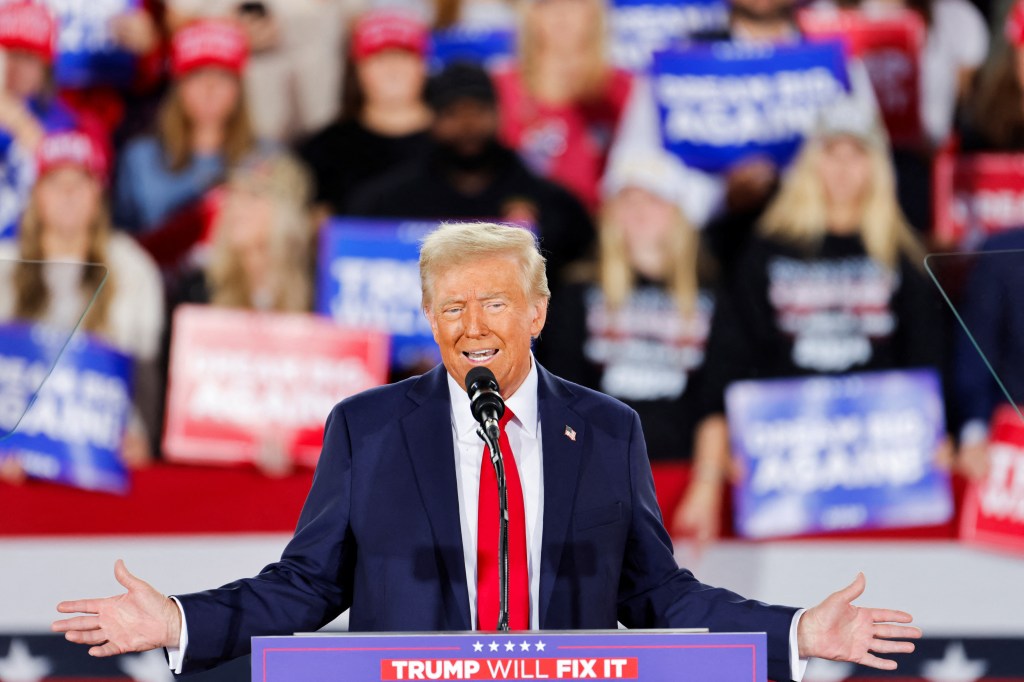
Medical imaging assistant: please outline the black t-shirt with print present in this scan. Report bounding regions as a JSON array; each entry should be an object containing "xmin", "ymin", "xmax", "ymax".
[
  {"xmin": 712, "ymin": 233, "xmax": 946, "ymax": 387},
  {"xmin": 538, "ymin": 278, "xmax": 721, "ymax": 461}
]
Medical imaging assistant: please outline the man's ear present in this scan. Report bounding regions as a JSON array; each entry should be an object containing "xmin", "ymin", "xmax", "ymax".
[{"xmin": 529, "ymin": 297, "xmax": 548, "ymax": 339}]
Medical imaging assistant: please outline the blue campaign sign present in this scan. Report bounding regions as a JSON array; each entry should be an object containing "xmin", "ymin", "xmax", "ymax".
[
  {"xmin": 0, "ymin": 323, "xmax": 133, "ymax": 494},
  {"xmin": 254, "ymin": 631, "xmax": 766, "ymax": 682},
  {"xmin": 726, "ymin": 370, "xmax": 953, "ymax": 539},
  {"xmin": 0, "ymin": 99, "xmax": 77, "ymax": 239},
  {"xmin": 316, "ymin": 218, "xmax": 441, "ymax": 372},
  {"xmin": 429, "ymin": 28, "xmax": 516, "ymax": 73},
  {"xmin": 47, "ymin": 0, "xmax": 139, "ymax": 89},
  {"xmin": 651, "ymin": 41, "xmax": 851, "ymax": 173},
  {"xmin": 609, "ymin": 0, "xmax": 728, "ymax": 72}
]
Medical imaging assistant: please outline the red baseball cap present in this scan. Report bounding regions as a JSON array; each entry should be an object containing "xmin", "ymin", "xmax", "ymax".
[
  {"xmin": 351, "ymin": 10, "xmax": 428, "ymax": 61},
  {"xmin": 171, "ymin": 20, "xmax": 249, "ymax": 78},
  {"xmin": 1008, "ymin": 0, "xmax": 1024, "ymax": 46},
  {"xmin": 36, "ymin": 130, "xmax": 109, "ymax": 181},
  {"xmin": 0, "ymin": 1, "xmax": 56, "ymax": 64}
]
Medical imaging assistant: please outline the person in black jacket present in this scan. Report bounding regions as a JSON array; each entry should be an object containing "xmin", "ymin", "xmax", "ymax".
[
  {"xmin": 346, "ymin": 62, "xmax": 595, "ymax": 288},
  {"xmin": 952, "ymin": 228, "xmax": 1024, "ymax": 480}
]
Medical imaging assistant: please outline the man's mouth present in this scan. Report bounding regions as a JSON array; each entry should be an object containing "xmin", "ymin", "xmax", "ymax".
[{"xmin": 463, "ymin": 349, "xmax": 499, "ymax": 363}]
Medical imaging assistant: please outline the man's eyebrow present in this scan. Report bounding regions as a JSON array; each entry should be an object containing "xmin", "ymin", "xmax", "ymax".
[{"xmin": 437, "ymin": 295, "xmax": 467, "ymax": 308}]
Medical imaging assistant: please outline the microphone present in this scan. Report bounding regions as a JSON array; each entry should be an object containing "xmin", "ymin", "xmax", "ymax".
[
  {"xmin": 465, "ymin": 366, "xmax": 505, "ymax": 443},
  {"xmin": 464, "ymin": 365, "xmax": 511, "ymax": 631}
]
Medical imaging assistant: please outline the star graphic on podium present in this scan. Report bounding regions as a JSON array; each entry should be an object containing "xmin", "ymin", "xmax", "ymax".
[
  {"xmin": 472, "ymin": 642, "xmax": 483, "ymax": 652},
  {"xmin": 505, "ymin": 641, "xmax": 515, "ymax": 652},
  {"xmin": 0, "ymin": 639, "xmax": 52, "ymax": 682},
  {"xmin": 489, "ymin": 641, "xmax": 500, "ymax": 652},
  {"xmin": 535, "ymin": 641, "xmax": 546, "ymax": 652},
  {"xmin": 520, "ymin": 641, "xmax": 531, "ymax": 652},
  {"xmin": 921, "ymin": 642, "xmax": 987, "ymax": 682}
]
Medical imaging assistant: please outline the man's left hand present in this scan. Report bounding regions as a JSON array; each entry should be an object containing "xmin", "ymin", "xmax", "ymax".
[{"xmin": 798, "ymin": 573, "xmax": 921, "ymax": 670}]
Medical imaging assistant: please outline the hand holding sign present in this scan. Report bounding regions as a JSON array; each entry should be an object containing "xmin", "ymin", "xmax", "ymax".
[
  {"xmin": 798, "ymin": 573, "xmax": 920, "ymax": 670},
  {"xmin": 53, "ymin": 560, "xmax": 180, "ymax": 657}
]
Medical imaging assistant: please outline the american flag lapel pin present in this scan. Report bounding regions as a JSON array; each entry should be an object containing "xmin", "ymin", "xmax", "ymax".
[{"xmin": 564, "ymin": 425, "xmax": 577, "ymax": 442}]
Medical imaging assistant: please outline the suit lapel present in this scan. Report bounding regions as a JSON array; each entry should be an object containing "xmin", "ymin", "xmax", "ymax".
[
  {"xmin": 536, "ymin": 365, "xmax": 584, "ymax": 628},
  {"xmin": 400, "ymin": 365, "xmax": 472, "ymax": 630}
]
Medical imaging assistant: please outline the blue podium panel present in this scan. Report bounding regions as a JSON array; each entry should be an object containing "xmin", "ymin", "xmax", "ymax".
[{"xmin": 253, "ymin": 631, "xmax": 766, "ymax": 682}]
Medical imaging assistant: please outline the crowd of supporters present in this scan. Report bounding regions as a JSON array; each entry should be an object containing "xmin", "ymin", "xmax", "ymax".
[{"xmin": 0, "ymin": 0, "xmax": 1020, "ymax": 541}]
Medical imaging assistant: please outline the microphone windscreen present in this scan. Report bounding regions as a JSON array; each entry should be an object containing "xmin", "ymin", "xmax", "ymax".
[{"xmin": 465, "ymin": 366, "xmax": 499, "ymax": 394}]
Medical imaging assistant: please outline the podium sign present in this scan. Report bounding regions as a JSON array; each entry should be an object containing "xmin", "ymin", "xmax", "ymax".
[{"xmin": 253, "ymin": 631, "xmax": 766, "ymax": 682}]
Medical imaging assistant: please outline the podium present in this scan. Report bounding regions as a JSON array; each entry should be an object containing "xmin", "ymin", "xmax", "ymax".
[{"xmin": 252, "ymin": 630, "xmax": 767, "ymax": 682}]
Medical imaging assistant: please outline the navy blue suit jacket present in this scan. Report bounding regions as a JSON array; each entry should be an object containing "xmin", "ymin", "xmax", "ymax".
[{"xmin": 176, "ymin": 364, "xmax": 798, "ymax": 678}]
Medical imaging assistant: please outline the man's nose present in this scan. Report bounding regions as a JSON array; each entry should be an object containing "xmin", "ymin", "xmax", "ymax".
[{"xmin": 464, "ymin": 304, "xmax": 489, "ymax": 337}]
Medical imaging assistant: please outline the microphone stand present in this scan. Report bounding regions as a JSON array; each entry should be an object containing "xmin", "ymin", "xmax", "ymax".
[{"xmin": 477, "ymin": 421, "xmax": 510, "ymax": 631}]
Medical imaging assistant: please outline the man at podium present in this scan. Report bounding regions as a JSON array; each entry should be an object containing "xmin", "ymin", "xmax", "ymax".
[{"xmin": 52, "ymin": 223, "xmax": 920, "ymax": 681}]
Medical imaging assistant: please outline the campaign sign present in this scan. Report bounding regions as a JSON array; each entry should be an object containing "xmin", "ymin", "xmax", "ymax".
[
  {"xmin": 45, "ymin": 0, "xmax": 139, "ymax": 89},
  {"xmin": 726, "ymin": 370, "xmax": 953, "ymax": 539},
  {"xmin": 960, "ymin": 405, "xmax": 1024, "ymax": 554},
  {"xmin": 429, "ymin": 28, "xmax": 516, "ymax": 73},
  {"xmin": 0, "ymin": 323, "xmax": 132, "ymax": 494},
  {"xmin": 650, "ymin": 41, "xmax": 850, "ymax": 173},
  {"xmin": 163, "ymin": 305, "xmax": 389, "ymax": 467},
  {"xmin": 253, "ymin": 631, "xmax": 766, "ymax": 682},
  {"xmin": 317, "ymin": 218, "xmax": 440, "ymax": 371},
  {"xmin": 798, "ymin": 8, "xmax": 925, "ymax": 147},
  {"xmin": 0, "ymin": 139, "xmax": 36, "ymax": 240},
  {"xmin": 608, "ymin": 0, "xmax": 728, "ymax": 72},
  {"xmin": 933, "ymin": 152, "xmax": 1024, "ymax": 249}
]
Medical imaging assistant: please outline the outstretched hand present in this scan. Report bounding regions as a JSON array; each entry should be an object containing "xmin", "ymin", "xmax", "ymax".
[
  {"xmin": 52, "ymin": 560, "xmax": 181, "ymax": 657},
  {"xmin": 798, "ymin": 573, "xmax": 921, "ymax": 670}
]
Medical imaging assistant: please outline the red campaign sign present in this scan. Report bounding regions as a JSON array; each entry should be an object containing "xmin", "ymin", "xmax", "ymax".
[
  {"xmin": 381, "ymin": 658, "xmax": 639, "ymax": 680},
  {"xmin": 933, "ymin": 152, "xmax": 1024, "ymax": 247},
  {"xmin": 960, "ymin": 405, "xmax": 1024, "ymax": 554},
  {"xmin": 163, "ymin": 304, "xmax": 389, "ymax": 467},
  {"xmin": 798, "ymin": 8, "xmax": 925, "ymax": 147}
]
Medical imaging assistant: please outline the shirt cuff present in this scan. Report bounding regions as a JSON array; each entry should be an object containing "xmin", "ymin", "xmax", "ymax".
[
  {"xmin": 790, "ymin": 609, "xmax": 809, "ymax": 682},
  {"xmin": 165, "ymin": 596, "xmax": 188, "ymax": 674}
]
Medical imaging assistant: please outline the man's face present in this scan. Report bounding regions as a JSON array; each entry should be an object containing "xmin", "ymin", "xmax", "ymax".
[
  {"xmin": 431, "ymin": 98, "xmax": 499, "ymax": 160},
  {"xmin": 427, "ymin": 254, "xmax": 547, "ymax": 399}
]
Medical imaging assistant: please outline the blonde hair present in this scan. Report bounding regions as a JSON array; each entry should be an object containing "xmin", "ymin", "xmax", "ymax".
[
  {"xmin": 519, "ymin": 0, "xmax": 609, "ymax": 102},
  {"xmin": 157, "ymin": 78, "xmax": 257, "ymax": 173},
  {"xmin": 759, "ymin": 137, "xmax": 925, "ymax": 269},
  {"xmin": 13, "ymin": 187, "xmax": 115, "ymax": 336},
  {"xmin": 598, "ymin": 201, "xmax": 704, "ymax": 315},
  {"xmin": 205, "ymin": 154, "xmax": 313, "ymax": 312},
  {"xmin": 419, "ymin": 222, "xmax": 550, "ymax": 308}
]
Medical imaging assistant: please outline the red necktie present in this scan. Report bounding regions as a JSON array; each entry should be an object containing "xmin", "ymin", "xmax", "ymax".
[{"xmin": 477, "ymin": 408, "xmax": 530, "ymax": 630}]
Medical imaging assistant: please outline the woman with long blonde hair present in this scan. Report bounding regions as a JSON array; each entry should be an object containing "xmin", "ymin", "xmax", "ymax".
[
  {"xmin": 492, "ymin": 0, "xmax": 632, "ymax": 212},
  {"xmin": 0, "ymin": 130, "xmax": 165, "ymax": 478},
  {"xmin": 677, "ymin": 99, "xmax": 951, "ymax": 540},
  {"xmin": 114, "ymin": 19, "xmax": 259, "ymax": 234},
  {"xmin": 175, "ymin": 152, "xmax": 313, "ymax": 313},
  {"xmin": 538, "ymin": 148, "xmax": 725, "ymax": 538}
]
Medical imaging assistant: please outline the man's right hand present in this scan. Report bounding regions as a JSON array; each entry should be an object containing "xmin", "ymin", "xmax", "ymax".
[{"xmin": 52, "ymin": 559, "xmax": 181, "ymax": 657}]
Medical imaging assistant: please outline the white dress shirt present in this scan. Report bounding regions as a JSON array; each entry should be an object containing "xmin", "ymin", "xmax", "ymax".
[
  {"xmin": 448, "ymin": 357, "xmax": 544, "ymax": 629},
  {"xmin": 169, "ymin": 356, "xmax": 806, "ymax": 679}
]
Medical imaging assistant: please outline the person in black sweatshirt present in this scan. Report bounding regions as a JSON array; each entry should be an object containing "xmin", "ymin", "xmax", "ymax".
[
  {"xmin": 536, "ymin": 148, "xmax": 731, "ymax": 542},
  {"xmin": 345, "ymin": 62, "xmax": 595, "ymax": 287},
  {"xmin": 296, "ymin": 10, "xmax": 433, "ymax": 218},
  {"xmin": 718, "ymin": 100, "xmax": 945, "ymax": 381},
  {"xmin": 696, "ymin": 97, "xmax": 952, "ymax": 532}
]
